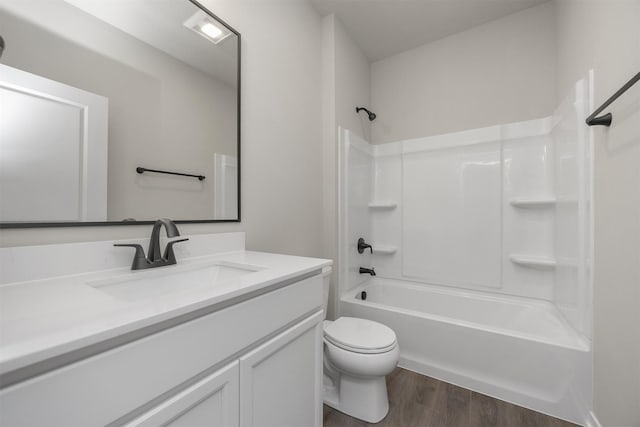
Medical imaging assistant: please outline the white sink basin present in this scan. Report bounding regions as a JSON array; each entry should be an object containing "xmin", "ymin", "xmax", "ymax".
[{"xmin": 87, "ymin": 261, "xmax": 263, "ymax": 302}]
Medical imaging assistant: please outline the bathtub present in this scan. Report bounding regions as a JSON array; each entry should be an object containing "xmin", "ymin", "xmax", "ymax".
[{"xmin": 340, "ymin": 278, "xmax": 591, "ymax": 425}]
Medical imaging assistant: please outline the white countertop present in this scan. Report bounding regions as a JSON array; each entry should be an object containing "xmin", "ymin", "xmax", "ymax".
[{"xmin": 0, "ymin": 247, "xmax": 331, "ymax": 377}]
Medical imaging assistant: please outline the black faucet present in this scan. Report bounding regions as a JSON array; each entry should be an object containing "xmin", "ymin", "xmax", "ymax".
[
  {"xmin": 359, "ymin": 267, "xmax": 376, "ymax": 276},
  {"xmin": 357, "ymin": 238, "xmax": 373, "ymax": 254},
  {"xmin": 114, "ymin": 218, "xmax": 189, "ymax": 270}
]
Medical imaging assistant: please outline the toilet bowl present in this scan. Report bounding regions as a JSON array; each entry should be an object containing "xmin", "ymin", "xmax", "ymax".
[{"xmin": 321, "ymin": 268, "xmax": 399, "ymax": 423}]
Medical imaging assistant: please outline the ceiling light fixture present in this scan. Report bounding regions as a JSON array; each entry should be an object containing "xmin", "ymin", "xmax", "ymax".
[
  {"xmin": 184, "ymin": 10, "xmax": 230, "ymax": 45},
  {"xmin": 200, "ymin": 22, "xmax": 222, "ymax": 39}
]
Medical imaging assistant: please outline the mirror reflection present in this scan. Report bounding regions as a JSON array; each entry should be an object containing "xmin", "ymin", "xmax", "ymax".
[{"xmin": 0, "ymin": 0, "xmax": 240, "ymax": 225}]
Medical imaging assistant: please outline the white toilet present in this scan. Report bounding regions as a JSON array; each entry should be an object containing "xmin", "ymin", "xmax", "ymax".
[{"xmin": 321, "ymin": 268, "xmax": 399, "ymax": 423}]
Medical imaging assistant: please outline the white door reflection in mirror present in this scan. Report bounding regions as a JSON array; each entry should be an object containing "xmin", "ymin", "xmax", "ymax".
[
  {"xmin": 0, "ymin": 64, "xmax": 108, "ymax": 222},
  {"xmin": 214, "ymin": 153, "xmax": 237, "ymax": 219}
]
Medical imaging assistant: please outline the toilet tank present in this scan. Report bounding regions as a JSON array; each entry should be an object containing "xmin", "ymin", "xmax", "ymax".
[{"xmin": 321, "ymin": 266, "xmax": 332, "ymax": 320}]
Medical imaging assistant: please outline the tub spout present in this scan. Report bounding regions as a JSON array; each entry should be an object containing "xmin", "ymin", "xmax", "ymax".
[{"xmin": 359, "ymin": 267, "xmax": 376, "ymax": 276}]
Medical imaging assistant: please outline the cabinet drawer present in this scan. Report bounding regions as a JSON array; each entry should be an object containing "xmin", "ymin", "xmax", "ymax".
[{"xmin": 0, "ymin": 275, "xmax": 322, "ymax": 426}]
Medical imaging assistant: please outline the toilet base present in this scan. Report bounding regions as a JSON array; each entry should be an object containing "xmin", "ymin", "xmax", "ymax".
[{"xmin": 323, "ymin": 373, "xmax": 390, "ymax": 423}]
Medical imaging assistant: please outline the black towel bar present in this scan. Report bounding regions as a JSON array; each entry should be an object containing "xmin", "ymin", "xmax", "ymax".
[
  {"xmin": 136, "ymin": 167, "xmax": 205, "ymax": 181},
  {"xmin": 586, "ymin": 71, "xmax": 640, "ymax": 127}
]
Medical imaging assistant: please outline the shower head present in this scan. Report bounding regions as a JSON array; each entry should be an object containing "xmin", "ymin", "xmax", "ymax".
[
  {"xmin": 0, "ymin": 35, "xmax": 4, "ymax": 60},
  {"xmin": 356, "ymin": 106, "xmax": 376, "ymax": 121}
]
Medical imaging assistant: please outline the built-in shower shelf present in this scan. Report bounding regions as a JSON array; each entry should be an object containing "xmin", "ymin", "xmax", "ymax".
[
  {"xmin": 510, "ymin": 198, "xmax": 557, "ymax": 208},
  {"xmin": 509, "ymin": 255, "xmax": 557, "ymax": 269},
  {"xmin": 368, "ymin": 201, "xmax": 397, "ymax": 209},
  {"xmin": 556, "ymin": 197, "xmax": 580, "ymax": 205},
  {"xmin": 372, "ymin": 245, "xmax": 397, "ymax": 255}
]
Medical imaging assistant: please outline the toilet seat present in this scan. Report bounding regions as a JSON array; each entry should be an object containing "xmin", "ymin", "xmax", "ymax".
[{"xmin": 324, "ymin": 317, "xmax": 397, "ymax": 354}]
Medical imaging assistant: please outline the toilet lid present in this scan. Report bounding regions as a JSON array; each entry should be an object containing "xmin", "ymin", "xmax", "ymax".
[{"xmin": 324, "ymin": 317, "xmax": 397, "ymax": 354}]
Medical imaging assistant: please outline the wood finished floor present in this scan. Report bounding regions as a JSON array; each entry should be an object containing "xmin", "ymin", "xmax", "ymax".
[{"xmin": 323, "ymin": 368, "xmax": 580, "ymax": 427}]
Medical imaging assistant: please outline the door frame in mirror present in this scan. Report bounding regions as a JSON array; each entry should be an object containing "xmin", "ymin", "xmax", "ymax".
[{"xmin": 0, "ymin": 0, "xmax": 241, "ymax": 229}]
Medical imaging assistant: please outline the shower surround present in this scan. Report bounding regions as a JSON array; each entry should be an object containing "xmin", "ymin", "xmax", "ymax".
[{"xmin": 338, "ymin": 76, "xmax": 593, "ymax": 425}]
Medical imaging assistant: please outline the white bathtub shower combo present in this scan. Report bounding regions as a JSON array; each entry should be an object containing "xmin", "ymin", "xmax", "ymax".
[{"xmin": 337, "ymin": 76, "xmax": 593, "ymax": 425}]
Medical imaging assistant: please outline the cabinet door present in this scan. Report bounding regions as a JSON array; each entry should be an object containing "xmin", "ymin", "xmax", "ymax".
[
  {"xmin": 125, "ymin": 361, "xmax": 239, "ymax": 427},
  {"xmin": 239, "ymin": 311, "xmax": 323, "ymax": 427}
]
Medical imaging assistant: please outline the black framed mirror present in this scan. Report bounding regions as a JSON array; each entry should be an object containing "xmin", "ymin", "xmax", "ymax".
[{"xmin": 0, "ymin": 0, "xmax": 240, "ymax": 228}]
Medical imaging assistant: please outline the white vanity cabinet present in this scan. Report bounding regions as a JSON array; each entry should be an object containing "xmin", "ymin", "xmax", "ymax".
[
  {"xmin": 0, "ymin": 274, "xmax": 324, "ymax": 427},
  {"xmin": 125, "ymin": 361, "xmax": 240, "ymax": 427},
  {"xmin": 239, "ymin": 312, "xmax": 323, "ymax": 427}
]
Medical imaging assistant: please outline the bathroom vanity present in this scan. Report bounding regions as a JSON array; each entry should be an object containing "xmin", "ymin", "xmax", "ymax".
[{"xmin": 0, "ymin": 233, "xmax": 330, "ymax": 426}]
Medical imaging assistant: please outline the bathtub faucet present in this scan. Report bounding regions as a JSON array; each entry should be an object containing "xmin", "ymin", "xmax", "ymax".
[{"xmin": 359, "ymin": 267, "xmax": 376, "ymax": 276}]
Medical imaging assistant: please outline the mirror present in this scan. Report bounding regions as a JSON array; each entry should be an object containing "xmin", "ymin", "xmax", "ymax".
[{"xmin": 0, "ymin": 0, "xmax": 240, "ymax": 227}]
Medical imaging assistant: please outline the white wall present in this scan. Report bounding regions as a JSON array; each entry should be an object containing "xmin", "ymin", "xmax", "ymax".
[
  {"xmin": 371, "ymin": 2, "xmax": 556, "ymax": 144},
  {"xmin": 333, "ymin": 19, "xmax": 372, "ymax": 145},
  {"xmin": 0, "ymin": 0, "xmax": 325, "ymax": 259},
  {"xmin": 322, "ymin": 15, "xmax": 371, "ymax": 318},
  {"xmin": 555, "ymin": 1, "xmax": 640, "ymax": 426}
]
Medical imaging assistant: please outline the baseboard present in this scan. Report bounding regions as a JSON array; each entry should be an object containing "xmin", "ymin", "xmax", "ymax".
[{"xmin": 585, "ymin": 411, "xmax": 602, "ymax": 427}]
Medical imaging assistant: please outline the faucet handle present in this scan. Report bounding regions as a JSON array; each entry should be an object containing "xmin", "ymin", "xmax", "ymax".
[
  {"xmin": 357, "ymin": 238, "xmax": 373, "ymax": 254},
  {"xmin": 114, "ymin": 244, "xmax": 149, "ymax": 270},
  {"xmin": 114, "ymin": 243, "xmax": 145, "ymax": 257},
  {"xmin": 163, "ymin": 238, "xmax": 189, "ymax": 264}
]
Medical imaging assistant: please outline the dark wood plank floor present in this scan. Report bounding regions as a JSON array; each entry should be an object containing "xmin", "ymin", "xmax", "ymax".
[{"xmin": 323, "ymin": 368, "xmax": 580, "ymax": 427}]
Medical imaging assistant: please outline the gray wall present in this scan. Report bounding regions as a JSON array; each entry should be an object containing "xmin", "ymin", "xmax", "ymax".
[
  {"xmin": 555, "ymin": 1, "xmax": 640, "ymax": 425},
  {"xmin": 0, "ymin": 0, "xmax": 325, "ymax": 259},
  {"xmin": 370, "ymin": 2, "xmax": 556, "ymax": 144}
]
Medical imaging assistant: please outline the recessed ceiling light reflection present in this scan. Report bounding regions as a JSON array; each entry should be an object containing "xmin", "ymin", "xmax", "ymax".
[{"xmin": 184, "ymin": 10, "xmax": 231, "ymax": 45}]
